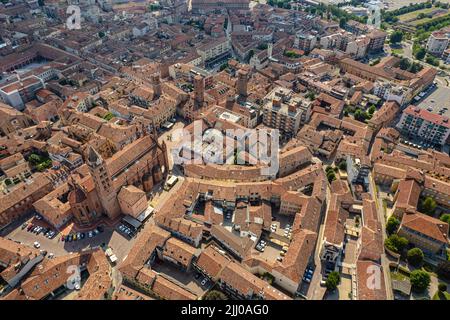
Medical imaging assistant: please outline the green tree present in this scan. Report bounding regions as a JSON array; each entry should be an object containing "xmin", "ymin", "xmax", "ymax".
[
  {"xmin": 438, "ymin": 283, "xmax": 447, "ymax": 292},
  {"xmin": 419, "ymin": 197, "xmax": 437, "ymax": 215},
  {"xmin": 399, "ymin": 58, "xmax": 411, "ymax": 71},
  {"xmin": 390, "ymin": 31, "xmax": 404, "ymax": 44},
  {"xmin": 368, "ymin": 105, "xmax": 376, "ymax": 115},
  {"xmin": 385, "ymin": 234, "xmax": 408, "ymax": 253},
  {"xmin": 440, "ymin": 213, "xmax": 450, "ymax": 224},
  {"xmin": 339, "ymin": 17, "xmax": 347, "ymax": 28},
  {"xmin": 343, "ymin": 108, "xmax": 349, "ymax": 117},
  {"xmin": 203, "ymin": 290, "xmax": 228, "ymax": 300},
  {"xmin": 426, "ymin": 55, "xmax": 440, "ymax": 66},
  {"xmin": 354, "ymin": 108, "xmax": 368, "ymax": 122},
  {"xmin": 305, "ymin": 91, "xmax": 316, "ymax": 101},
  {"xmin": 415, "ymin": 47, "xmax": 426, "ymax": 60},
  {"xmin": 407, "ymin": 248, "xmax": 424, "ymax": 267},
  {"xmin": 338, "ymin": 160, "xmax": 347, "ymax": 171},
  {"xmin": 386, "ymin": 216, "xmax": 400, "ymax": 235},
  {"xmin": 436, "ymin": 261, "xmax": 450, "ymax": 280},
  {"xmin": 325, "ymin": 271, "xmax": 340, "ymax": 291},
  {"xmin": 327, "ymin": 171, "xmax": 336, "ymax": 183},
  {"xmin": 410, "ymin": 270, "xmax": 431, "ymax": 293},
  {"xmin": 219, "ymin": 62, "xmax": 229, "ymax": 71},
  {"xmin": 257, "ymin": 43, "xmax": 268, "ymax": 50},
  {"xmin": 28, "ymin": 154, "xmax": 42, "ymax": 165}
]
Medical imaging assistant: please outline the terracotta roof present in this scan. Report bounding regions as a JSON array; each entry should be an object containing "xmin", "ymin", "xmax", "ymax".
[
  {"xmin": 401, "ymin": 212, "xmax": 449, "ymax": 244},
  {"xmin": 152, "ymin": 275, "xmax": 197, "ymax": 300},
  {"xmin": 356, "ymin": 260, "xmax": 387, "ymax": 300},
  {"xmin": 163, "ymin": 237, "xmax": 197, "ymax": 268},
  {"xmin": 219, "ymin": 261, "xmax": 291, "ymax": 300},
  {"xmin": 273, "ymin": 229, "xmax": 317, "ymax": 284}
]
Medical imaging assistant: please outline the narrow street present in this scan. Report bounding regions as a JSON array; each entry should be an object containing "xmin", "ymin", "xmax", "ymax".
[
  {"xmin": 307, "ymin": 184, "xmax": 331, "ymax": 300},
  {"xmin": 368, "ymin": 173, "xmax": 394, "ymax": 300}
]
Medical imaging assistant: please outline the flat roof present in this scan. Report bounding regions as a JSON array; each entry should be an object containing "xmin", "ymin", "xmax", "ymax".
[
  {"xmin": 122, "ymin": 215, "xmax": 142, "ymax": 229},
  {"xmin": 418, "ymin": 86, "xmax": 450, "ymax": 118}
]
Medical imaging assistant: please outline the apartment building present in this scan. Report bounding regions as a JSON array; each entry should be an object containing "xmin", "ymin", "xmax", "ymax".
[
  {"xmin": 397, "ymin": 106, "xmax": 450, "ymax": 146},
  {"xmin": 367, "ymin": 30, "xmax": 387, "ymax": 53},
  {"xmin": 426, "ymin": 31, "xmax": 449, "ymax": 57},
  {"xmin": 294, "ymin": 32, "xmax": 317, "ymax": 53},
  {"xmin": 196, "ymin": 37, "xmax": 232, "ymax": 68},
  {"xmin": 398, "ymin": 212, "xmax": 449, "ymax": 259},
  {"xmin": 262, "ymin": 87, "xmax": 310, "ymax": 137},
  {"xmin": 191, "ymin": 0, "xmax": 249, "ymax": 13}
]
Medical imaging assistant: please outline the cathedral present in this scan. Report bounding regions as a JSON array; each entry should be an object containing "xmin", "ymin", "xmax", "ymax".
[{"xmin": 67, "ymin": 134, "xmax": 168, "ymax": 226}]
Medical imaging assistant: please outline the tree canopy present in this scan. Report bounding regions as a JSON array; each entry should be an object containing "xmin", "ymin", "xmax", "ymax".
[
  {"xmin": 407, "ymin": 248, "xmax": 424, "ymax": 267},
  {"xmin": 385, "ymin": 234, "xmax": 408, "ymax": 253},
  {"xmin": 410, "ymin": 270, "xmax": 431, "ymax": 293},
  {"xmin": 386, "ymin": 216, "xmax": 400, "ymax": 235},
  {"xmin": 203, "ymin": 290, "xmax": 228, "ymax": 300},
  {"xmin": 419, "ymin": 197, "xmax": 437, "ymax": 215},
  {"xmin": 325, "ymin": 271, "xmax": 340, "ymax": 291},
  {"xmin": 390, "ymin": 31, "xmax": 404, "ymax": 44}
]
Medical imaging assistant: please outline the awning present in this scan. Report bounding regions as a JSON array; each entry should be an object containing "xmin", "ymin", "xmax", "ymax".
[
  {"xmin": 122, "ymin": 215, "xmax": 142, "ymax": 229},
  {"xmin": 136, "ymin": 207, "xmax": 154, "ymax": 222}
]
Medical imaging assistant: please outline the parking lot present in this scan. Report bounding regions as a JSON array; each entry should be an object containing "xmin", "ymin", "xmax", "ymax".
[
  {"xmin": 418, "ymin": 85, "xmax": 450, "ymax": 112},
  {"xmin": 4, "ymin": 215, "xmax": 142, "ymax": 262}
]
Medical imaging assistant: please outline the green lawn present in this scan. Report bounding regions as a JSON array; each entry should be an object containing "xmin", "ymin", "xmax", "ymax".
[
  {"xmin": 390, "ymin": 272, "xmax": 409, "ymax": 281},
  {"xmin": 391, "ymin": 48, "xmax": 404, "ymax": 55},
  {"xmin": 398, "ymin": 8, "xmax": 436, "ymax": 22},
  {"xmin": 432, "ymin": 291, "xmax": 450, "ymax": 300},
  {"xmin": 409, "ymin": 17, "xmax": 434, "ymax": 26}
]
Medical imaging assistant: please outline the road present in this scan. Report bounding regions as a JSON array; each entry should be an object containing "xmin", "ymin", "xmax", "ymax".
[
  {"xmin": 307, "ymin": 183, "xmax": 331, "ymax": 300},
  {"xmin": 368, "ymin": 173, "xmax": 394, "ymax": 300}
]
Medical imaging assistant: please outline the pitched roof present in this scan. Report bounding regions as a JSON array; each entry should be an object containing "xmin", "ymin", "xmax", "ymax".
[{"xmin": 401, "ymin": 212, "xmax": 449, "ymax": 244}]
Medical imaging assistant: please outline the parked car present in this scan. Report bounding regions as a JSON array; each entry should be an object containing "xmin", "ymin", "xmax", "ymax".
[
  {"xmin": 21, "ymin": 223, "xmax": 28, "ymax": 229},
  {"xmin": 97, "ymin": 226, "xmax": 104, "ymax": 233},
  {"xmin": 48, "ymin": 253, "xmax": 55, "ymax": 259},
  {"xmin": 27, "ymin": 224, "xmax": 34, "ymax": 232},
  {"xmin": 33, "ymin": 241, "xmax": 40, "ymax": 248},
  {"xmin": 201, "ymin": 278, "xmax": 208, "ymax": 286},
  {"xmin": 88, "ymin": 231, "xmax": 93, "ymax": 238},
  {"xmin": 61, "ymin": 235, "xmax": 65, "ymax": 242}
]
